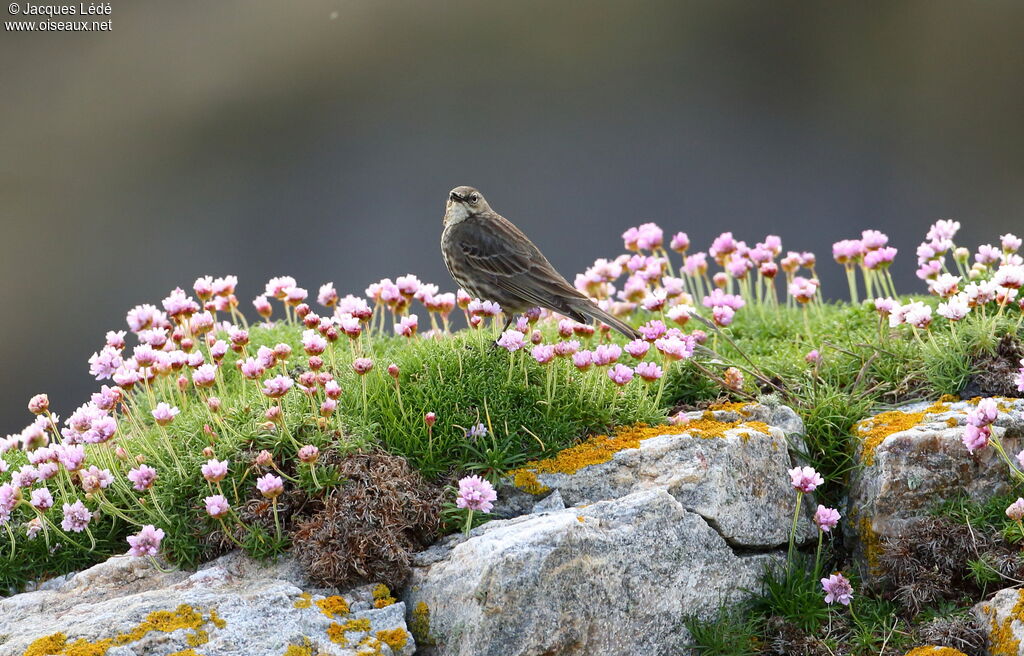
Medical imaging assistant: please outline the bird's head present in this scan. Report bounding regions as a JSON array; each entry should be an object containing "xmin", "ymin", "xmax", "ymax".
[{"xmin": 444, "ymin": 186, "xmax": 491, "ymax": 226}]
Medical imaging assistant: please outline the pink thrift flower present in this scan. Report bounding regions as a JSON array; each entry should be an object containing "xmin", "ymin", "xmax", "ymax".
[
  {"xmin": 424, "ymin": 412, "xmax": 437, "ymax": 427},
  {"xmin": 654, "ymin": 336, "xmax": 694, "ymax": 361},
  {"xmin": 256, "ymin": 473, "xmax": 284, "ymax": 499},
  {"xmin": 625, "ymin": 339, "xmax": 650, "ymax": 359},
  {"xmin": 127, "ymin": 524, "xmax": 165, "ymax": 557},
  {"xmin": 813, "ymin": 505, "xmax": 841, "ymax": 532},
  {"xmin": 193, "ymin": 364, "xmax": 217, "ymax": 388},
  {"xmin": 202, "ymin": 459, "xmax": 229, "ymax": 483},
  {"xmin": 28, "ymin": 394, "xmax": 49, "ymax": 415},
  {"xmin": 821, "ymin": 573, "xmax": 853, "ymax": 605},
  {"xmin": 572, "ymin": 350, "xmax": 594, "ymax": 371},
  {"xmin": 128, "ymin": 464, "xmax": 158, "ymax": 491},
  {"xmin": 151, "ymin": 403, "xmax": 180, "ymax": 426},
  {"xmin": 963, "ymin": 424, "xmax": 991, "ymax": 453},
  {"xmin": 1006, "ymin": 498, "xmax": 1024, "ymax": 521},
  {"xmin": 967, "ymin": 398, "xmax": 998, "ymax": 427},
  {"xmin": 320, "ymin": 399, "xmax": 337, "ymax": 416},
  {"xmin": 635, "ymin": 361, "xmax": 663, "ymax": 382},
  {"xmin": 298, "ymin": 445, "xmax": 320, "ymax": 463},
  {"xmin": 670, "ymin": 232, "xmax": 690, "ymax": 253},
  {"xmin": 591, "ymin": 344, "xmax": 620, "ymax": 366},
  {"xmin": 554, "ymin": 340, "xmax": 580, "ymax": 358},
  {"xmin": 318, "ymin": 282, "xmax": 339, "ymax": 307},
  {"xmin": 497, "ymin": 330, "xmax": 526, "ymax": 352},
  {"xmin": 639, "ymin": 320, "xmax": 668, "ymax": 342},
  {"xmin": 532, "ymin": 344, "xmax": 556, "ymax": 365},
  {"xmin": 395, "ymin": 314, "xmax": 420, "ymax": 338},
  {"xmin": 712, "ymin": 305, "xmax": 735, "ymax": 327},
  {"xmin": 352, "ymin": 358, "xmax": 374, "ymax": 375},
  {"xmin": 262, "ymin": 375, "xmax": 294, "ymax": 398},
  {"xmin": 61, "ymin": 500, "xmax": 92, "ymax": 532},
  {"xmin": 607, "ymin": 364, "xmax": 634, "ymax": 386},
  {"xmin": 805, "ymin": 350, "xmax": 821, "ymax": 364},
  {"xmin": 205, "ymin": 494, "xmax": 230, "ymax": 518},
  {"xmin": 30, "ymin": 487, "xmax": 54, "ymax": 511},
  {"xmin": 456, "ymin": 475, "xmax": 497, "ymax": 513},
  {"xmin": 788, "ymin": 466, "xmax": 824, "ymax": 493}
]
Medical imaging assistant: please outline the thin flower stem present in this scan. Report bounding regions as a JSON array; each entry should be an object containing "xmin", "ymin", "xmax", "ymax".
[{"xmin": 787, "ymin": 491, "xmax": 803, "ymax": 564}]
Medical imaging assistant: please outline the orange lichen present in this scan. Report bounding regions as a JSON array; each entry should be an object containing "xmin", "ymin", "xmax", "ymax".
[
  {"xmin": 939, "ymin": 393, "xmax": 960, "ymax": 403},
  {"xmin": 983, "ymin": 588, "xmax": 1024, "ymax": 655},
  {"xmin": 576, "ymin": 515, "xmax": 585, "ymax": 523},
  {"xmin": 946, "ymin": 417, "xmax": 959, "ymax": 428},
  {"xmin": 903, "ymin": 648, "xmax": 968, "ymax": 656},
  {"xmin": 511, "ymin": 469, "xmax": 550, "ymax": 495},
  {"xmin": 855, "ymin": 410, "xmax": 925, "ymax": 466},
  {"xmin": 293, "ymin": 592, "xmax": 313, "ymax": 609},
  {"xmin": 376, "ymin": 628, "xmax": 409, "ymax": 651},
  {"xmin": 168, "ymin": 651, "xmax": 203, "ymax": 656},
  {"xmin": 510, "ymin": 419, "xmax": 771, "ymax": 480},
  {"xmin": 23, "ymin": 605, "xmax": 213, "ymax": 656},
  {"xmin": 315, "ymin": 595, "xmax": 351, "ymax": 619}
]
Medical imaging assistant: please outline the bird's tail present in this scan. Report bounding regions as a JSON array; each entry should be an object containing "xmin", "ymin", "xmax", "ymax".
[{"xmin": 570, "ymin": 299, "xmax": 642, "ymax": 340}]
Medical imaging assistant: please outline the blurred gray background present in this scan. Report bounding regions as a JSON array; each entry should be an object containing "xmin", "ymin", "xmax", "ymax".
[{"xmin": 2, "ymin": 1, "xmax": 1023, "ymax": 432}]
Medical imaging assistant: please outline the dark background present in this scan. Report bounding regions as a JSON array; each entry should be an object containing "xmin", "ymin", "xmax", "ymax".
[{"xmin": 2, "ymin": 1, "xmax": 1024, "ymax": 433}]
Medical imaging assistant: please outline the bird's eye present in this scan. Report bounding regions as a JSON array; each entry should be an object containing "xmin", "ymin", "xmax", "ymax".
[{"xmin": 469, "ymin": 194, "xmax": 479, "ymax": 203}]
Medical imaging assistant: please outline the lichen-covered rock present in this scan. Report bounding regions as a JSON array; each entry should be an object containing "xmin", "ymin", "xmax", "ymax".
[
  {"xmin": 903, "ymin": 647, "xmax": 971, "ymax": 656},
  {"xmin": 404, "ymin": 488, "xmax": 781, "ymax": 656},
  {"xmin": 847, "ymin": 397, "xmax": 1024, "ymax": 584},
  {"xmin": 497, "ymin": 401, "xmax": 813, "ymax": 548},
  {"xmin": 0, "ymin": 551, "xmax": 415, "ymax": 656},
  {"xmin": 974, "ymin": 586, "xmax": 1024, "ymax": 655}
]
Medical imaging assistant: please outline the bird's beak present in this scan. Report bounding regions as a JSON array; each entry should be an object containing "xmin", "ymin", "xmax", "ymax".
[{"xmin": 449, "ymin": 191, "xmax": 464, "ymax": 203}]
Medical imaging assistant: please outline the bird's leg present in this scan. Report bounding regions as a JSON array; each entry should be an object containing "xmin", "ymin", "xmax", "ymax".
[{"xmin": 492, "ymin": 314, "xmax": 516, "ymax": 348}]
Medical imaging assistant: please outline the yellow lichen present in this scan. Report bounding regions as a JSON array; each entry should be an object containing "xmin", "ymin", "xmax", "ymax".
[
  {"xmin": 984, "ymin": 588, "xmax": 1024, "ymax": 655},
  {"xmin": 186, "ymin": 629, "xmax": 209, "ymax": 647},
  {"xmin": 372, "ymin": 584, "xmax": 396, "ymax": 608},
  {"xmin": 511, "ymin": 469, "xmax": 550, "ymax": 495},
  {"xmin": 903, "ymin": 648, "xmax": 968, "ymax": 656},
  {"xmin": 326, "ymin": 618, "xmax": 372, "ymax": 646},
  {"xmin": 510, "ymin": 419, "xmax": 771, "ymax": 479},
  {"xmin": 946, "ymin": 417, "xmax": 959, "ymax": 428},
  {"xmin": 168, "ymin": 651, "xmax": 203, "ymax": 656},
  {"xmin": 708, "ymin": 401, "xmax": 752, "ymax": 415},
  {"xmin": 293, "ymin": 592, "xmax": 313, "ymax": 609},
  {"xmin": 858, "ymin": 516, "xmax": 882, "ymax": 575},
  {"xmin": 315, "ymin": 595, "xmax": 351, "ymax": 619},
  {"xmin": 576, "ymin": 515, "xmax": 585, "ymax": 523},
  {"xmin": 23, "ymin": 605, "xmax": 213, "ymax": 656},
  {"xmin": 409, "ymin": 601, "xmax": 434, "ymax": 647},
  {"xmin": 855, "ymin": 410, "xmax": 925, "ymax": 466},
  {"xmin": 282, "ymin": 639, "xmax": 314, "ymax": 656},
  {"xmin": 376, "ymin": 628, "xmax": 409, "ymax": 651},
  {"xmin": 923, "ymin": 401, "xmax": 951, "ymax": 414},
  {"xmin": 939, "ymin": 393, "xmax": 960, "ymax": 403}
]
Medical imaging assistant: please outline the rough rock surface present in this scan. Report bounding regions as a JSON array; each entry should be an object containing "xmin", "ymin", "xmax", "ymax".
[
  {"xmin": 405, "ymin": 402, "xmax": 809, "ymax": 656},
  {"xmin": 406, "ymin": 489, "xmax": 781, "ymax": 656},
  {"xmin": 0, "ymin": 551, "xmax": 415, "ymax": 656},
  {"xmin": 846, "ymin": 397, "xmax": 1024, "ymax": 583},
  {"xmin": 974, "ymin": 586, "xmax": 1024, "ymax": 655},
  {"xmin": 495, "ymin": 402, "xmax": 814, "ymax": 548}
]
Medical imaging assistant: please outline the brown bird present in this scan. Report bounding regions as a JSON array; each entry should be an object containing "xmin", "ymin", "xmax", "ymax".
[{"xmin": 440, "ymin": 185, "xmax": 641, "ymax": 339}]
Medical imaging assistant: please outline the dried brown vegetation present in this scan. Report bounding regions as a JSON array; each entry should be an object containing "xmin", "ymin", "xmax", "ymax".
[{"xmin": 291, "ymin": 449, "xmax": 443, "ymax": 589}]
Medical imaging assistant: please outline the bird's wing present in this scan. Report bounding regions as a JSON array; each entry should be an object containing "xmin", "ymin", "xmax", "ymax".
[{"xmin": 452, "ymin": 214, "xmax": 589, "ymax": 308}]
